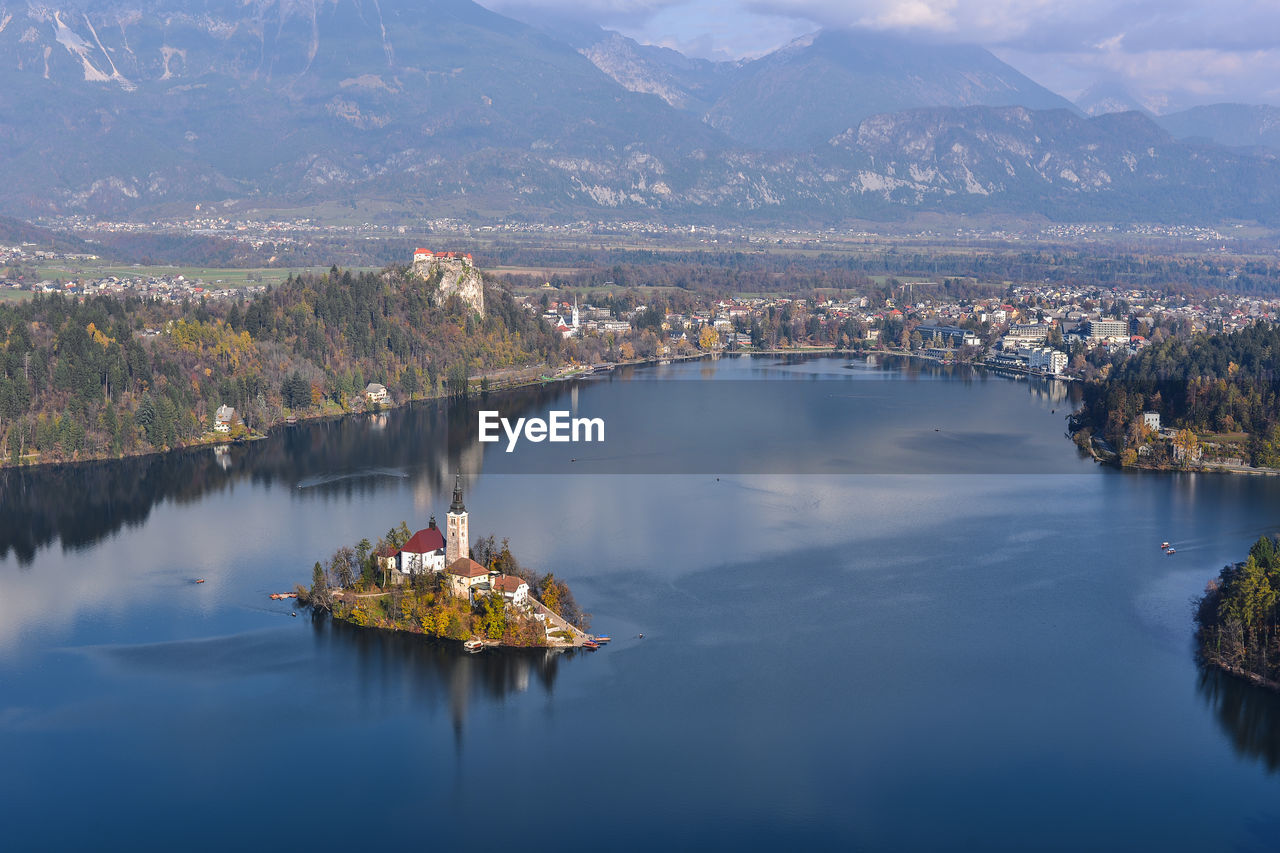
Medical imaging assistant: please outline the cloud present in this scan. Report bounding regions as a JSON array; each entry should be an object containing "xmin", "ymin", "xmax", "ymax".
[
  {"xmin": 481, "ymin": 0, "xmax": 1280, "ymax": 109},
  {"xmin": 736, "ymin": 0, "xmax": 1280, "ymax": 53},
  {"xmin": 482, "ymin": 0, "xmax": 685, "ymax": 28}
]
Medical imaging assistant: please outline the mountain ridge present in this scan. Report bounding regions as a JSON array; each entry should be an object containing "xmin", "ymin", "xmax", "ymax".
[{"xmin": 1, "ymin": 1, "xmax": 1278, "ymax": 224}]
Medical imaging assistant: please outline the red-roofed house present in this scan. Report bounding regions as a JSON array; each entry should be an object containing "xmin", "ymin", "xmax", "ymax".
[
  {"xmin": 492, "ymin": 574, "xmax": 529, "ymax": 606},
  {"xmin": 447, "ymin": 557, "xmax": 490, "ymax": 599},
  {"xmin": 413, "ymin": 249, "xmax": 434, "ymax": 263}
]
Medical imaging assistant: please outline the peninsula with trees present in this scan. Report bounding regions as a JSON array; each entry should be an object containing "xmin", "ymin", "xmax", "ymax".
[
  {"xmin": 1071, "ymin": 321, "xmax": 1280, "ymax": 471},
  {"xmin": 297, "ymin": 476, "xmax": 595, "ymax": 650},
  {"xmin": 1195, "ymin": 535, "xmax": 1280, "ymax": 691}
]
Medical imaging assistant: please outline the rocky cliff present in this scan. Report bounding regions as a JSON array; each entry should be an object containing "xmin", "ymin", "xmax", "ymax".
[{"xmin": 414, "ymin": 257, "xmax": 484, "ymax": 316}]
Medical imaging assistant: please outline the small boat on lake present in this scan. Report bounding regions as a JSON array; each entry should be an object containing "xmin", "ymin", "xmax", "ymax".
[
  {"xmin": 195, "ymin": 578, "xmax": 206, "ymax": 584},
  {"xmin": 593, "ymin": 635, "xmax": 611, "ymax": 644},
  {"xmin": 463, "ymin": 639, "xmax": 484, "ymax": 653},
  {"xmin": 582, "ymin": 640, "xmax": 599, "ymax": 650},
  {"xmin": 1167, "ymin": 548, "xmax": 1177, "ymax": 555},
  {"xmin": 1161, "ymin": 542, "xmax": 1170, "ymax": 549}
]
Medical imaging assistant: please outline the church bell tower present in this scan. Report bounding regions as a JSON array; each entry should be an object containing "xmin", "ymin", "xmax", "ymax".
[{"xmin": 446, "ymin": 473, "xmax": 469, "ymax": 566}]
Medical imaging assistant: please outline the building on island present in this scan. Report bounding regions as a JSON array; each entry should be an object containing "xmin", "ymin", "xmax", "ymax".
[
  {"xmin": 493, "ymin": 574, "xmax": 530, "ymax": 606},
  {"xmin": 446, "ymin": 474, "xmax": 469, "ymax": 567},
  {"xmin": 399, "ymin": 517, "xmax": 446, "ymax": 576},
  {"xmin": 382, "ymin": 477, "xmax": 467, "ymax": 585},
  {"xmin": 447, "ymin": 557, "xmax": 490, "ymax": 598},
  {"xmin": 381, "ymin": 475, "xmax": 542, "ymax": 612}
]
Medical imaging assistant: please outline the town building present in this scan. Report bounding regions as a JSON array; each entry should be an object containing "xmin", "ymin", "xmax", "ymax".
[
  {"xmin": 1083, "ymin": 319, "xmax": 1130, "ymax": 341},
  {"xmin": 917, "ymin": 324, "xmax": 980, "ymax": 348},
  {"xmin": 1004, "ymin": 323, "xmax": 1050, "ymax": 345},
  {"xmin": 1025, "ymin": 347, "xmax": 1068, "ymax": 374}
]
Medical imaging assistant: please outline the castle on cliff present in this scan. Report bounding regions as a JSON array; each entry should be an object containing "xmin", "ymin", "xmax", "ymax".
[{"xmin": 412, "ymin": 249, "xmax": 484, "ymax": 315}]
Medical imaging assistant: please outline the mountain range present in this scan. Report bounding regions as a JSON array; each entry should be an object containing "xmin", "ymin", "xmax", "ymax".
[{"xmin": 0, "ymin": 0, "xmax": 1278, "ymax": 225}]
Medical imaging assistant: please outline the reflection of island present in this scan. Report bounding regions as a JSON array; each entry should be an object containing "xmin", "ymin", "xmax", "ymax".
[
  {"xmin": 0, "ymin": 383, "xmax": 574, "ymax": 565},
  {"xmin": 1198, "ymin": 665, "xmax": 1280, "ymax": 774},
  {"xmin": 319, "ymin": 615, "xmax": 572, "ymax": 739}
]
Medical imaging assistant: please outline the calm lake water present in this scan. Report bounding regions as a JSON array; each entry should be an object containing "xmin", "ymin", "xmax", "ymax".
[{"xmin": 3, "ymin": 355, "xmax": 1280, "ymax": 851}]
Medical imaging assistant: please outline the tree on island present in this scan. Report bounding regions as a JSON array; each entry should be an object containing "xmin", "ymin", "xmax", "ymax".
[{"xmin": 1196, "ymin": 536, "xmax": 1280, "ymax": 686}]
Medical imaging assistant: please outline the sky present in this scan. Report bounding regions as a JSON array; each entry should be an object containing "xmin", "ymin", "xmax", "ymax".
[{"xmin": 484, "ymin": 0, "xmax": 1280, "ymax": 111}]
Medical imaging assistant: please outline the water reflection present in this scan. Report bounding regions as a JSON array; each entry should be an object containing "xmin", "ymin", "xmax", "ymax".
[
  {"xmin": 1198, "ymin": 665, "xmax": 1280, "ymax": 773},
  {"xmin": 318, "ymin": 616, "xmax": 569, "ymax": 741},
  {"xmin": 0, "ymin": 384, "xmax": 568, "ymax": 565},
  {"xmin": 0, "ymin": 356, "xmax": 1084, "ymax": 567}
]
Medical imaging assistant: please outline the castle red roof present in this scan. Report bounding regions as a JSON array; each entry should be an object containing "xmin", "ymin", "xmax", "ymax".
[
  {"xmin": 402, "ymin": 527, "xmax": 445, "ymax": 555},
  {"xmin": 414, "ymin": 248, "xmax": 433, "ymax": 255}
]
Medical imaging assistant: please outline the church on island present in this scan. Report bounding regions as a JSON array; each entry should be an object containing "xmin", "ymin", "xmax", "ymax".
[{"xmin": 381, "ymin": 474, "xmax": 529, "ymax": 604}]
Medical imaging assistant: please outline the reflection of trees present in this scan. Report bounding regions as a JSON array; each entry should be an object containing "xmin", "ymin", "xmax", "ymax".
[
  {"xmin": 1198, "ymin": 665, "xmax": 1280, "ymax": 774},
  {"xmin": 0, "ymin": 384, "xmax": 574, "ymax": 565},
  {"xmin": 319, "ymin": 615, "xmax": 570, "ymax": 740}
]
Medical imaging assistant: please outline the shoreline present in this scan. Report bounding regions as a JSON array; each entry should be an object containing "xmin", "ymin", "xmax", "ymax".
[
  {"xmin": 1078, "ymin": 436, "xmax": 1280, "ymax": 477},
  {"xmin": 0, "ymin": 346, "xmax": 848, "ymax": 473},
  {"xmin": 1203, "ymin": 659, "xmax": 1280, "ymax": 693},
  {"xmin": 13, "ymin": 346, "xmax": 1268, "ymax": 480}
]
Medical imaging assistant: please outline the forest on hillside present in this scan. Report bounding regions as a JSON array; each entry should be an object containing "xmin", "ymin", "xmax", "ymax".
[
  {"xmin": 0, "ymin": 266, "xmax": 560, "ymax": 466},
  {"xmin": 1074, "ymin": 321, "xmax": 1280, "ymax": 465}
]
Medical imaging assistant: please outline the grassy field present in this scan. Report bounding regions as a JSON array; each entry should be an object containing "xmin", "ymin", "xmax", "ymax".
[
  {"xmin": 0, "ymin": 288, "xmax": 33, "ymax": 303},
  {"xmin": 31, "ymin": 263, "xmax": 374, "ymax": 288}
]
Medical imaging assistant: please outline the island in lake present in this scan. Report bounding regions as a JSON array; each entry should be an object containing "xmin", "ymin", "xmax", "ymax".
[
  {"xmin": 1196, "ymin": 535, "xmax": 1280, "ymax": 690},
  {"xmin": 298, "ymin": 474, "xmax": 597, "ymax": 650}
]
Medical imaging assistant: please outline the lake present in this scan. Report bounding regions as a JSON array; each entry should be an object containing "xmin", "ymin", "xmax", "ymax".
[{"xmin": 3, "ymin": 355, "xmax": 1280, "ymax": 851}]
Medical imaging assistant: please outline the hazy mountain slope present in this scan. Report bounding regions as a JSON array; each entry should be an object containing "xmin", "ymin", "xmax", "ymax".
[
  {"xmin": 0, "ymin": 0, "xmax": 727, "ymax": 214},
  {"xmin": 826, "ymin": 107, "xmax": 1280, "ymax": 221},
  {"xmin": 1076, "ymin": 82, "xmax": 1151, "ymax": 117},
  {"xmin": 703, "ymin": 30, "xmax": 1078, "ymax": 150},
  {"xmin": 1155, "ymin": 104, "xmax": 1280, "ymax": 152},
  {"xmin": 578, "ymin": 31, "xmax": 739, "ymax": 112},
  {"xmin": 0, "ymin": 4, "xmax": 1279, "ymax": 224}
]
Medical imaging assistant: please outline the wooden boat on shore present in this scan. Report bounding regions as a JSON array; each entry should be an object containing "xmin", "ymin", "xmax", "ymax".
[
  {"xmin": 592, "ymin": 635, "xmax": 611, "ymax": 644},
  {"xmin": 582, "ymin": 640, "xmax": 599, "ymax": 650}
]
